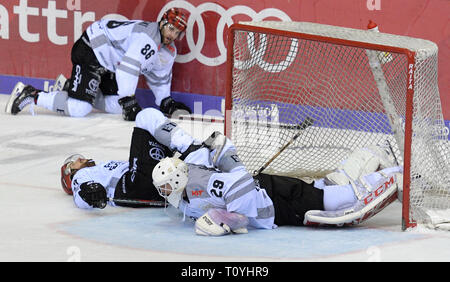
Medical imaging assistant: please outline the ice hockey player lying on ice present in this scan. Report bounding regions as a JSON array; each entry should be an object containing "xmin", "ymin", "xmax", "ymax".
[
  {"xmin": 6, "ymin": 8, "xmax": 191, "ymax": 121},
  {"xmin": 59, "ymin": 111, "xmax": 175, "ymax": 208},
  {"xmin": 61, "ymin": 108, "xmax": 403, "ymax": 235}
]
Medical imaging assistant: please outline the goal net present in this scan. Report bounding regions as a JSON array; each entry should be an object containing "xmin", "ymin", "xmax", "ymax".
[{"xmin": 225, "ymin": 21, "xmax": 450, "ymax": 230}]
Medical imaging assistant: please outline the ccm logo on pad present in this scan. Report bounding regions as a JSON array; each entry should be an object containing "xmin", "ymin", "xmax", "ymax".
[{"xmin": 364, "ymin": 176, "xmax": 395, "ymax": 205}]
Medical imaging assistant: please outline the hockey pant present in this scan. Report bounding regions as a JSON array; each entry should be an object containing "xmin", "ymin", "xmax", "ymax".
[
  {"xmin": 254, "ymin": 174, "xmax": 324, "ymax": 226},
  {"xmin": 114, "ymin": 127, "xmax": 174, "ymax": 207},
  {"xmin": 68, "ymin": 31, "xmax": 119, "ymax": 105}
]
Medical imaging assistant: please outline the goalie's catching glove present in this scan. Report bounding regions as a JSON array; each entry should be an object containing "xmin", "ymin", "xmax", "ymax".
[
  {"xmin": 195, "ymin": 208, "xmax": 249, "ymax": 236},
  {"xmin": 118, "ymin": 95, "xmax": 142, "ymax": 121}
]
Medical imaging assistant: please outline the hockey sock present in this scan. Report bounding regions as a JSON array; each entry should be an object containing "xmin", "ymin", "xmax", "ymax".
[
  {"xmin": 136, "ymin": 108, "xmax": 196, "ymax": 153},
  {"xmin": 93, "ymin": 94, "xmax": 122, "ymax": 114},
  {"xmin": 36, "ymin": 91, "xmax": 65, "ymax": 112},
  {"xmin": 154, "ymin": 120, "xmax": 195, "ymax": 153},
  {"xmin": 66, "ymin": 98, "xmax": 93, "ymax": 117},
  {"xmin": 36, "ymin": 90, "xmax": 91, "ymax": 117}
]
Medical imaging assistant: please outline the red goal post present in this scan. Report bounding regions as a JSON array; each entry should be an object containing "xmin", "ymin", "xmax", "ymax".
[{"xmin": 225, "ymin": 21, "xmax": 449, "ymax": 230}]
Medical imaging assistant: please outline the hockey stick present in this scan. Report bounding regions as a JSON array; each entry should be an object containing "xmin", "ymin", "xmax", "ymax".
[
  {"xmin": 253, "ymin": 117, "xmax": 315, "ymax": 176},
  {"xmin": 366, "ymin": 50, "xmax": 404, "ymax": 157},
  {"xmin": 174, "ymin": 113, "xmax": 224, "ymax": 124},
  {"xmin": 385, "ymin": 139, "xmax": 400, "ymax": 166},
  {"xmin": 234, "ymin": 119, "xmax": 311, "ymax": 130},
  {"xmin": 109, "ymin": 198, "xmax": 167, "ymax": 207}
]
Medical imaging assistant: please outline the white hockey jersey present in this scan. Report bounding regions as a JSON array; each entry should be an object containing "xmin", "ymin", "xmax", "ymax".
[
  {"xmin": 178, "ymin": 145, "xmax": 277, "ymax": 230},
  {"xmin": 71, "ymin": 161, "xmax": 128, "ymax": 209},
  {"xmin": 86, "ymin": 20, "xmax": 176, "ymax": 104}
]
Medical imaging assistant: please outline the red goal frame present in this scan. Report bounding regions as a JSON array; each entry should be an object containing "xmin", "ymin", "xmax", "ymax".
[{"xmin": 225, "ymin": 23, "xmax": 417, "ymax": 230}]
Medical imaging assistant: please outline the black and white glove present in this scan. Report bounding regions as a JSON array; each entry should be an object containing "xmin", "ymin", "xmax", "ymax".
[
  {"xmin": 179, "ymin": 131, "xmax": 227, "ymax": 162},
  {"xmin": 79, "ymin": 182, "xmax": 107, "ymax": 209},
  {"xmin": 179, "ymin": 143, "xmax": 204, "ymax": 160},
  {"xmin": 118, "ymin": 95, "xmax": 142, "ymax": 121},
  {"xmin": 203, "ymin": 131, "xmax": 228, "ymax": 163}
]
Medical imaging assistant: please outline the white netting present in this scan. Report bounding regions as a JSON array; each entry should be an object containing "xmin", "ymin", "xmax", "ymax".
[{"xmin": 227, "ymin": 21, "xmax": 450, "ymax": 229}]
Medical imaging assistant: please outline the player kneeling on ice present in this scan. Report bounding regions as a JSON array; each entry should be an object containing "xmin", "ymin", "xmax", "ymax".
[
  {"xmin": 6, "ymin": 8, "xmax": 191, "ymax": 121},
  {"xmin": 131, "ymin": 108, "xmax": 403, "ymax": 235}
]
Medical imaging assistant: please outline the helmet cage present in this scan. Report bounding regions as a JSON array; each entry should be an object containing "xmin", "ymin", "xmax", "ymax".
[{"xmin": 152, "ymin": 157, "xmax": 188, "ymax": 208}]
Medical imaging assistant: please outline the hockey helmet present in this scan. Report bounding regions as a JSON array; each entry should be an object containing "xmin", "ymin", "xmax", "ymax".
[
  {"xmin": 160, "ymin": 8, "xmax": 187, "ymax": 39},
  {"xmin": 152, "ymin": 157, "xmax": 188, "ymax": 208},
  {"xmin": 60, "ymin": 154, "xmax": 85, "ymax": 195}
]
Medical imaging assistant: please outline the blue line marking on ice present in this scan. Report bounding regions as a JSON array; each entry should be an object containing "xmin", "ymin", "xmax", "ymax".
[{"xmin": 58, "ymin": 208, "xmax": 424, "ymax": 260}]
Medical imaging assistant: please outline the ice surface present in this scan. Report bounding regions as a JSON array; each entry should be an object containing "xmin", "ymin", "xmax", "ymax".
[{"xmin": 0, "ymin": 95, "xmax": 449, "ymax": 262}]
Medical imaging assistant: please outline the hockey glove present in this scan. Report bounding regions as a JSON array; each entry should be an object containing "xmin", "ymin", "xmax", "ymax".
[
  {"xmin": 202, "ymin": 131, "xmax": 227, "ymax": 163},
  {"xmin": 79, "ymin": 182, "xmax": 107, "ymax": 209},
  {"xmin": 179, "ymin": 143, "xmax": 204, "ymax": 160},
  {"xmin": 118, "ymin": 95, "xmax": 142, "ymax": 121},
  {"xmin": 160, "ymin": 96, "xmax": 192, "ymax": 116}
]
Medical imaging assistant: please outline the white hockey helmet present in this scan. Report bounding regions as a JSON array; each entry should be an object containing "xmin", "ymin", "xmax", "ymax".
[{"xmin": 152, "ymin": 157, "xmax": 188, "ymax": 208}]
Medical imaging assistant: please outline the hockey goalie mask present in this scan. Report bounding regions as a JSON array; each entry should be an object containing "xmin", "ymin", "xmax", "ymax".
[
  {"xmin": 60, "ymin": 154, "xmax": 95, "ymax": 195},
  {"xmin": 160, "ymin": 8, "xmax": 187, "ymax": 40},
  {"xmin": 152, "ymin": 157, "xmax": 188, "ymax": 208}
]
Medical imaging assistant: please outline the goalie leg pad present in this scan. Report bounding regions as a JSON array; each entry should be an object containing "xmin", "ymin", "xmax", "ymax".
[
  {"xmin": 325, "ymin": 143, "xmax": 397, "ymax": 186},
  {"xmin": 305, "ymin": 171, "xmax": 401, "ymax": 227},
  {"xmin": 326, "ymin": 148, "xmax": 381, "ymax": 185},
  {"xmin": 195, "ymin": 209, "xmax": 249, "ymax": 236}
]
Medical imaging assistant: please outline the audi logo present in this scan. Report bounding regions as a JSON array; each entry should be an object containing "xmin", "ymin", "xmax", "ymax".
[{"xmin": 158, "ymin": 1, "xmax": 292, "ymax": 69}]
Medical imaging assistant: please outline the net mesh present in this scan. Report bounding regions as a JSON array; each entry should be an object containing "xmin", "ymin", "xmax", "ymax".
[{"xmin": 227, "ymin": 21, "xmax": 450, "ymax": 228}]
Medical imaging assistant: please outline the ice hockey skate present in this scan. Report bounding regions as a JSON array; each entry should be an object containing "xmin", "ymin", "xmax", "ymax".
[{"xmin": 5, "ymin": 82, "xmax": 39, "ymax": 115}]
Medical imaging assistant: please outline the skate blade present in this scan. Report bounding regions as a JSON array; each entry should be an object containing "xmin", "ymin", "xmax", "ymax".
[
  {"xmin": 5, "ymin": 82, "xmax": 25, "ymax": 114},
  {"xmin": 53, "ymin": 74, "xmax": 67, "ymax": 91}
]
